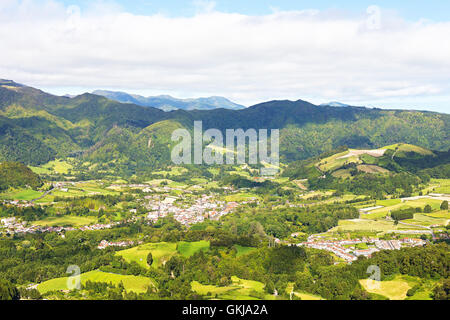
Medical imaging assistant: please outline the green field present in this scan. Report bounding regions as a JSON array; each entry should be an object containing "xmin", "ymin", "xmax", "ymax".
[
  {"xmin": 366, "ymin": 198, "xmax": 444, "ymax": 217},
  {"xmin": 234, "ymin": 245, "xmax": 256, "ymax": 257},
  {"xmin": 330, "ymin": 219, "xmax": 425, "ymax": 234},
  {"xmin": 30, "ymin": 159, "xmax": 73, "ymax": 175},
  {"xmin": 37, "ymin": 270, "xmax": 155, "ymax": 294},
  {"xmin": 376, "ymin": 199, "xmax": 402, "ymax": 206},
  {"xmin": 431, "ymin": 179, "xmax": 450, "ymax": 194},
  {"xmin": 191, "ymin": 276, "xmax": 275, "ymax": 300},
  {"xmin": 382, "ymin": 143, "xmax": 434, "ymax": 156},
  {"xmin": 177, "ymin": 241, "xmax": 210, "ymax": 257},
  {"xmin": 117, "ymin": 241, "xmax": 210, "ymax": 268},
  {"xmin": 33, "ymin": 215, "xmax": 97, "ymax": 227},
  {"xmin": 403, "ymin": 212, "xmax": 449, "ymax": 227},
  {"xmin": 360, "ymin": 275, "xmax": 436, "ymax": 300},
  {"xmin": 0, "ymin": 188, "xmax": 43, "ymax": 201},
  {"xmin": 286, "ymin": 283, "xmax": 324, "ymax": 300},
  {"xmin": 360, "ymin": 276, "xmax": 412, "ymax": 300},
  {"xmin": 224, "ymin": 192, "xmax": 259, "ymax": 202}
]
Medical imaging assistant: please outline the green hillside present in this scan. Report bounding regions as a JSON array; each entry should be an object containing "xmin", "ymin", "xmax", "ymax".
[
  {"xmin": 0, "ymin": 162, "xmax": 42, "ymax": 191},
  {"xmin": 0, "ymin": 81, "xmax": 449, "ymax": 174},
  {"xmin": 283, "ymin": 143, "xmax": 450, "ymax": 197}
]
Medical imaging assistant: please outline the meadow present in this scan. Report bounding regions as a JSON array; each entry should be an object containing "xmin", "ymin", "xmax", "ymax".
[
  {"xmin": 431, "ymin": 179, "xmax": 450, "ymax": 194},
  {"xmin": 37, "ymin": 270, "xmax": 155, "ymax": 294},
  {"xmin": 0, "ymin": 188, "xmax": 43, "ymax": 201},
  {"xmin": 234, "ymin": 244, "xmax": 256, "ymax": 257},
  {"xmin": 360, "ymin": 198, "xmax": 445, "ymax": 220},
  {"xmin": 360, "ymin": 274, "xmax": 437, "ymax": 300},
  {"xmin": 30, "ymin": 159, "xmax": 74, "ymax": 175},
  {"xmin": 191, "ymin": 276, "xmax": 276, "ymax": 300},
  {"xmin": 116, "ymin": 241, "xmax": 210, "ymax": 268},
  {"xmin": 285, "ymin": 283, "xmax": 324, "ymax": 300},
  {"xmin": 33, "ymin": 215, "xmax": 97, "ymax": 227},
  {"xmin": 359, "ymin": 275, "xmax": 412, "ymax": 300},
  {"xmin": 330, "ymin": 219, "xmax": 427, "ymax": 235}
]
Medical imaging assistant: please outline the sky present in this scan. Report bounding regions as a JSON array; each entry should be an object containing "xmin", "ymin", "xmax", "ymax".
[{"xmin": 0, "ymin": 0, "xmax": 449, "ymax": 113}]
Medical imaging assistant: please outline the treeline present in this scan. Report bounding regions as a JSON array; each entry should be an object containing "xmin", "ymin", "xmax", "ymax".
[{"xmin": 391, "ymin": 208, "xmax": 416, "ymax": 221}]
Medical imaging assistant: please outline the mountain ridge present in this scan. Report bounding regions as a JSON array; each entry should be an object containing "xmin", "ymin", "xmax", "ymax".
[
  {"xmin": 0, "ymin": 80, "xmax": 448, "ymax": 173},
  {"xmin": 92, "ymin": 89, "xmax": 245, "ymax": 111}
]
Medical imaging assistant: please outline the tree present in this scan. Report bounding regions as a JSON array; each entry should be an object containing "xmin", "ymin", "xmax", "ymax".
[
  {"xmin": 424, "ymin": 204, "xmax": 432, "ymax": 213},
  {"xmin": 146, "ymin": 252, "xmax": 153, "ymax": 267},
  {"xmin": 440, "ymin": 201, "xmax": 448, "ymax": 210},
  {"xmin": 0, "ymin": 279, "xmax": 20, "ymax": 300}
]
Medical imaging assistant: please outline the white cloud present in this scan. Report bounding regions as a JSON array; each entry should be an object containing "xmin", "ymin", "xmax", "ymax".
[{"xmin": 0, "ymin": 0, "xmax": 449, "ymax": 110}]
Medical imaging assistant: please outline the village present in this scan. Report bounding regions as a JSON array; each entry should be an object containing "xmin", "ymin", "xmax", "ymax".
[
  {"xmin": 144, "ymin": 194, "xmax": 240, "ymax": 226},
  {"xmin": 0, "ymin": 216, "xmax": 122, "ymax": 236},
  {"xmin": 298, "ymin": 235, "xmax": 427, "ymax": 263}
]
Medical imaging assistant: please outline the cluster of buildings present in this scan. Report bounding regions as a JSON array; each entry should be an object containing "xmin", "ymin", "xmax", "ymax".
[
  {"xmin": 374, "ymin": 238, "xmax": 426, "ymax": 250},
  {"xmin": 299, "ymin": 236, "xmax": 427, "ymax": 264},
  {"xmin": 1, "ymin": 199, "xmax": 36, "ymax": 208},
  {"xmin": 299, "ymin": 239, "xmax": 361, "ymax": 263},
  {"xmin": 0, "ymin": 217, "xmax": 40, "ymax": 234},
  {"xmin": 78, "ymin": 222, "xmax": 120, "ymax": 232},
  {"xmin": 146, "ymin": 194, "xmax": 239, "ymax": 226},
  {"xmin": 97, "ymin": 239, "xmax": 141, "ymax": 249},
  {"xmin": 0, "ymin": 216, "xmax": 120, "ymax": 236}
]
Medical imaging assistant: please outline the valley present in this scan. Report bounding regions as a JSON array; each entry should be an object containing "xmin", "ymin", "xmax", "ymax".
[{"xmin": 0, "ymin": 81, "xmax": 448, "ymax": 301}]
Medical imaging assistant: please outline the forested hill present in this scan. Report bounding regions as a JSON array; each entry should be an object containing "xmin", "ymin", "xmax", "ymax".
[
  {"xmin": 0, "ymin": 80, "xmax": 449, "ymax": 168},
  {"xmin": 0, "ymin": 162, "xmax": 42, "ymax": 191}
]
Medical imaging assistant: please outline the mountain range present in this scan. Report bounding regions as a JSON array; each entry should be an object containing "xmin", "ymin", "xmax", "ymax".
[
  {"xmin": 92, "ymin": 90, "xmax": 245, "ymax": 111},
  {"xmin": 0, "ymin": 79, "xmax": 449, "ymax": 176}
]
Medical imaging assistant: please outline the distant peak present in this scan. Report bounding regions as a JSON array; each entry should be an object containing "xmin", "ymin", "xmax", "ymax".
[
  {"xmin": 319, "ymin": 101, "xmax": 351, "ymax": 107},
  {"xmin": 0, "ymin": 79, "xmax": 24, "ymax": 87},
  {"xmin": 92, "ymin": 89, "xmax": 246, "ymax": 110}
]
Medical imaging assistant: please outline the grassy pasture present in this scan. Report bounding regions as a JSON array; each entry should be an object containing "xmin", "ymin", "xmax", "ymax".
[
  {"xmin": 0, "ymin": 189, "xmax": 43, "ymax": 201},
  {"xmin": 367, "ymin": 198, "xmax": 443, "ymax": 217},
  {"xmin": 431, "ymin": 179, "xmax": 450, "ymax": 194},
  {"xmin": 223, "ymin": 192, "xmax": 259, "ymax": 202},
  {"xmin": 30, "ymin": 159, "xmax": 74, "ymax": 175},
  {"xmin": 403, "ymin": 212, "xmax": 449, "ymax": 227},
  {"xmin": 317, "ymin": 151, "xmax": 360, "ymax": 172},
  {"xmin": 360, "ymin": 274, "xmax": 437, "ymax": 300},
  {"xmin": 382, "ymin": 143, "xmax": 433, "ymax": 156},
  {"xmin": 286, "ymin": 283, "xmax": 324, "ymax": 300},
  {"xmin": 330, "ymin": 219, "xmax": 424, "ymax": 234},
  {"xmin": 117, "ymin": 241, "xmax": 210, "ymax": 269},
  {"xmin": 37, "ymin": 270, "xmax": 154, "ymax": 294},
  {"xmin": 359, "ymin": 276, "xmax": 411, "ymax": 300},
  {"xmin": 116, "ymin": 242, "xmax": 177, "ymax": 268},
  {"xmin": 356, "ymin": 164, "xmax": 389, "ymax": 174},
  {"xmin": 191, "ymin": 276, "xmax": 275, "ymax": 300},
  {"xmin": 234, "ymin": 245, "xmax": 256, "ymax": 257},
  {"xmin": 177, "ymin": 241, "xmax": 210, "ymax": 257},
  {"xmin": 33, "ymin": 215, "xmax": 97, "ymax": 227}
]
